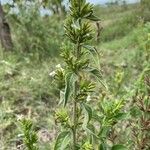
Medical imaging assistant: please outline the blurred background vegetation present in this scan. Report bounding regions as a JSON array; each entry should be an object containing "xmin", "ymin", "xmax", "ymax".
[{"xmin": 0, "ymin": 0, "xmax": 149, "ymax": 149}]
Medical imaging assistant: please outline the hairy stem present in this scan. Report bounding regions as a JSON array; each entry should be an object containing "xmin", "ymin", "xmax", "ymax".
[
  {"xmin": 73, "ymin": 100, "xmax": 77, "ymax": 150},
  {"xmin": 72, "ymin": 40, "xmax": 81, "ymax": 149}
]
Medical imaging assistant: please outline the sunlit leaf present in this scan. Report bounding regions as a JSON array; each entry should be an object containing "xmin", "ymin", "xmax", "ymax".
[
  {"xmin": 83, "ymin": 45, "xmax": 99, "ymax": 56},
  {"xmin": 64, "ymin": 72, "xmax": 77, "ymax": 107},
  {"xmin": 59, "ymin": 90, "xmax": 65, "ymax": 105},
  {"xmin": 54, "ymin": 131, "xmax": 70, "ymax": 150},
  {"xmin": 82, "ymin": 103, "xmax": 92, "ymax": 128}
]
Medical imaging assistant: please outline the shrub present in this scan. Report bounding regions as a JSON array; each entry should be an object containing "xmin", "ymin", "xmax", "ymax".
[
  {"xmin": 7, "ymin": 1, "xmax": 63, "ymax": 58},
  {"xmin": 101, "ymin": 12, "xmax": 138, "ymax": 42}
]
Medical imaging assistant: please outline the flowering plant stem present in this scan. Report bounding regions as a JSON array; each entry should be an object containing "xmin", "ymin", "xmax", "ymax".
[{"xmin": 54, "ymin": 0, "xmax": 101, "ymax": 149}]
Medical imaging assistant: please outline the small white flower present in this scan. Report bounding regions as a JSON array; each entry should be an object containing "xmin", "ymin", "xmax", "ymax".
[
  {"xmin": 16, "ymin": 114, "xmax": 24, "ymax": 121},
  {"xmin": 56, "ymin": 64, "xmax": 64, "ymax": 72},
  {"xmin": 49, "ymin": 71, "xmax": 56, "ymax": 77},
  {"xmin": 56, "ymin": 64, "xmax": 61, "ymax": 69},
  {"xmin": 86, "ymin": 95, "xmax": 91, "ymax": 102},
  {"xmin": 17, "ymin": 134, "xmax": 24, "ymax": 138}
]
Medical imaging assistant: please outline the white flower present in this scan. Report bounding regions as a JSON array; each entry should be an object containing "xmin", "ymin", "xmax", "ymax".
[
  {"xmin": 56, "ymin": 64, "xmax": 61, "ymax": 69},
  {"xmin": 49, "ymin": 71, "xmax": 56, "ymax": 77},
  {"xmin": 56, "ymin": 64, "xmax": 64, "ymax": 72},
  {"xmin": 86, "ymin": 95, "xmax": 91, "ymax": 102},
  {"xmin": 16, "ymin": 114, "xmax": 24, "ymax": 121}
]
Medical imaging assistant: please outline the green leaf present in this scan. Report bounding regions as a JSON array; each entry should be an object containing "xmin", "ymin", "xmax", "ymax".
[
  {"xmin": 85, "ymin": 125, "xmax": 99, "ymax": 139},
  {"xmin": 89, "ymin": 68, "xmax": 108, "ymax": 89},
  {"xmin": 98, "ymin": 126, "xmax": 110, "ymax": 138},
  {"xmin": 90, "ymin": 68, "xmax": 102, "ymax": 79},
  {"xmin": 130, "ymin": 106, "xmax": 142, "ymax": 118},
  {"xmin": 99, "ymin": 143, "xmax": 107, "ymax": 150},
  {"xmin": 87, "ymin": 14, "xmax": 101, "ymax": 21},
  {"xmin": 111, "ymin": 145, "xmax": 127, "ymax": 150},
  {"xmin": 92, "ymin": 112, "xmax": 102, "ymax": 122},
  {"xmin": 60, "ymin": 134, "xmax": 71, "ymax": 150},
  {"xmin": 59, "ymin": 90, "xmax": 65, "ymax": 105},
  {"xmin": 54, "ymin": 131, "xmax": 70, "ymax": 150},
  {"xmin": 82, "ymin": 103, "xmax": 92, "ymax": 128},
  {"xmin": 83, "ymin": 45, "xmax": 99, "ymax": 56},
  {"xmin": 64, "ymin": 72, "xmax": 77, "ymax": 107},
  {"xmin": 114, "ymin": 113, "xmax": 129, "ymax": 120},
  {"xmin": 64, "ymin": 72, "xmax": 72, "ymax": 107},
  {"xmin": 83, "ymin": 45, "xmax": 100, "ymax": 67}
]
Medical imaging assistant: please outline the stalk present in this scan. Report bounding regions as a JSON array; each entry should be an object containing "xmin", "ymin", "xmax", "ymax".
[
  {"xmin": 73, "ymin": 100, "xmax": 77, "ymax": 150},
  {"xmin": 53, "ymin": 0, "xmax": 101, "ymax": 149},
  {"xmin": 72, "ymin": 41, "xmax": 81, "ymax": 149}
]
